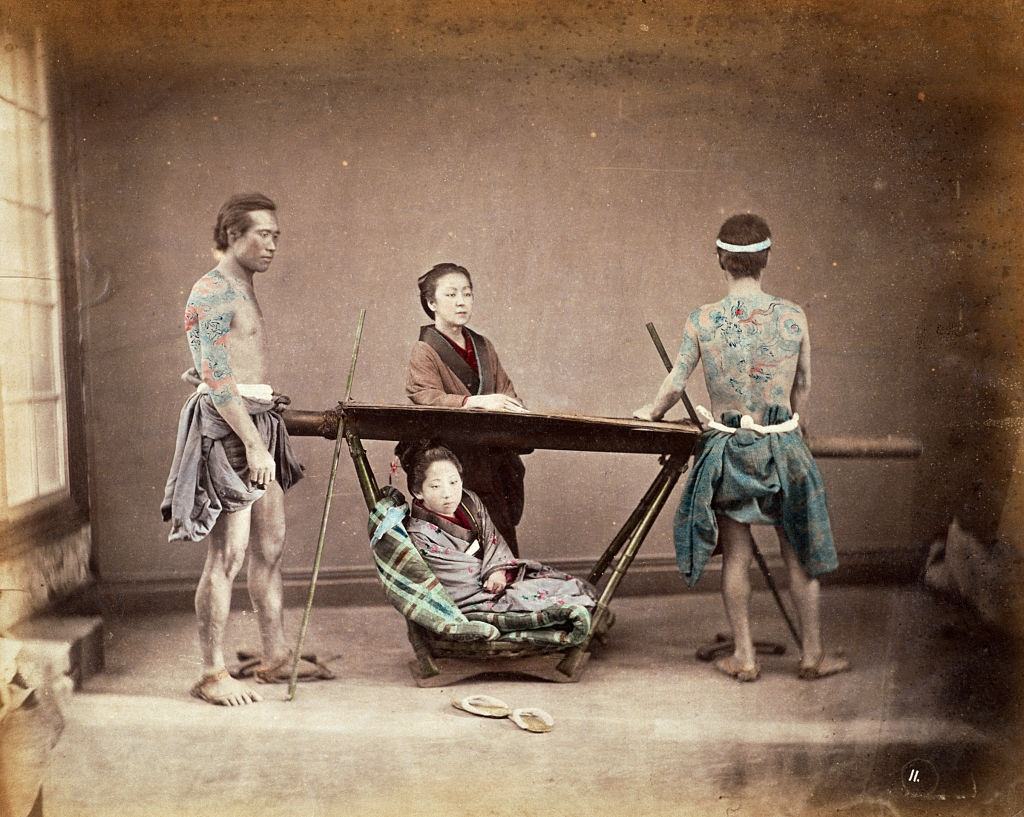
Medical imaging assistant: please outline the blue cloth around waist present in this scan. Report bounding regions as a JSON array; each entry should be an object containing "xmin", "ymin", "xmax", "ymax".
[{"xmin": 673, "ymin": 404, "xmax": 838, "ymax": 586}]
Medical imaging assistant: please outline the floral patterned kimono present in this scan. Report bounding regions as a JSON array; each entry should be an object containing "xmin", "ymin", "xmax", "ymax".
[{"xmin": 406, "ymin": 490, "xmax": 597, "ymax": 614}]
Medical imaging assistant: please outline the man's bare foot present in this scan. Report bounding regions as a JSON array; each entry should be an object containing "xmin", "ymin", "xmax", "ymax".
[
  {"xmin": 191, "ymin": 669, "xmax": 263, "ymax": 706},
  {"xmin": 798, "ymin": 651, "xmax": 850, "ymax": 680},
  {"xmin": 714, "ymin": 654, "xmax": 761, "ymax": 682}
]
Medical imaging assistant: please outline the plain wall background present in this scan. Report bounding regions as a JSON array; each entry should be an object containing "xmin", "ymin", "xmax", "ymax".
[{"xmin": 51, "ymin": 0, "xmax": 1023, "ymax": 587}]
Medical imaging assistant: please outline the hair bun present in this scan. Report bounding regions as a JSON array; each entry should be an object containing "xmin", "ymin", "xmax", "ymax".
[
  {"xmin": 394, "ymin": 439, "xmax": 463, "ymax": 495},
  {"xmin": 394, "ymin": 438, "xmax": 438, "ymax": 474}
]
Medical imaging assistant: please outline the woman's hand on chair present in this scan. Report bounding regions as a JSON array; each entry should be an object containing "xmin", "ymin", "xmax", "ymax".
[{"xmin": 466, "ymin": 394, "xmax": 528, "ymax": 413}]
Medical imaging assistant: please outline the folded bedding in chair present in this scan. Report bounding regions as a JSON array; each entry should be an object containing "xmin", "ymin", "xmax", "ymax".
[
  {"xmin": 466, "ymin": 606, "xmax": 591, "ymax": 647},
  {"xmin": 368, "ymin": 490, "xmax": 591, "ymax": 647}
]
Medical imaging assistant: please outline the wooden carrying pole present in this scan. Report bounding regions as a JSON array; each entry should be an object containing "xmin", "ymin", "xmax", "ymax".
[
  {"xmin": 587, "ymin": 466, "xmax": 675, "ymax": 585},
  {"xmin": 287, "ymin": 309, "xmax": 367, "ymax": 700},
  {"xmin": 645, "ymin": 321, "xmax": 702, "ymax": 428}
]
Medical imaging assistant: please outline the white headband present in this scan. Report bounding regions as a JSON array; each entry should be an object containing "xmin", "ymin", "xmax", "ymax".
[{"xmin": 716, "ymin": 237, "xmax": 772, "ymax": 253}]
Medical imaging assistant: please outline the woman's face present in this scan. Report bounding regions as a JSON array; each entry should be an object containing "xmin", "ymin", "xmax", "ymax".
[
  {"xmin": 429, "ymin": 272, "xmax": 473, "ymax": 329},
  {"xmin": 415, "ymin": 459, "xmax": 464, "ymax": 517}
]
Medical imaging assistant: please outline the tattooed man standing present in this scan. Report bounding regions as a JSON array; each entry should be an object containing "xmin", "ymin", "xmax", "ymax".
[
  {"xmin": 162, "ymin": 193, "xmax": 304, "ymax": 705},
  {"xmin": 635, "ymin": 214, "xmax": 848, "ymax": 682}
]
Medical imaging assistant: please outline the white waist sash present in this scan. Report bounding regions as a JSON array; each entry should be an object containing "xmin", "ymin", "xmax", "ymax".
[
  {"xmin": 696, "ymin": 405, "xmax": 800, "ymax": 435},
  {"xmin": 196, "ymin": 382, "xmax": 274, "ymax": 402}
]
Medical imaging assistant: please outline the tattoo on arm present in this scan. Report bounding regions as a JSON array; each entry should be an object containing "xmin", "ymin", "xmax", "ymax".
[
  {"xmin": 791, "ymin": 315, "xmax": 811, "ymax": 405},
  {"xmin": 671, "ymin": 311, "xmax": 702, "ymax": 391},
  {"xmin": 185, "ymin": 277, "xmax": 239, "ymax": 407}
]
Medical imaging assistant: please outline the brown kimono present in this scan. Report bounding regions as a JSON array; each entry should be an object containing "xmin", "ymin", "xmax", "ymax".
[{"xmin": 405, "ymin": 324, "xmax": 526, "ymax": 555}]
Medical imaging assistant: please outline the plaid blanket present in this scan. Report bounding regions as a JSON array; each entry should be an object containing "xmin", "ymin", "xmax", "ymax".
[{"xmin": 368, "ymin": 489, "xmax": 591, "ymax": 647}]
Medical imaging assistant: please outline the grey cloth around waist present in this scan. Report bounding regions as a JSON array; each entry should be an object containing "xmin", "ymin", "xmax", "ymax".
[{"xmin": 160, "ymin": 391, "xmax": 304, "ymax": 542}]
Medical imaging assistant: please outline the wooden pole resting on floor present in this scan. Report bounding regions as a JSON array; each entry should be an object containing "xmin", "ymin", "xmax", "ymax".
[{"xmin": 287, "ymin": 309, "xmax": 366, "ymax": 700}]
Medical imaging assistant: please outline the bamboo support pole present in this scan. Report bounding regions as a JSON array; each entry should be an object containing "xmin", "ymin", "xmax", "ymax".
[
  {"xmin": 287, "ymin": 309, "xmax": 366, "ymax": 700},
  {"xmin": 587, "ymin": 462, "xmax": 677, "ymax": 585},
  {"xmin": 557, "ymin": 454, "xmax": 688, "ymax": 678}
]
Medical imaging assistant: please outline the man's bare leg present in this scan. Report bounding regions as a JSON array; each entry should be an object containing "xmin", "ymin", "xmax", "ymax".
[
  {"xmin": 777, "ymin": 526, "xmax": 849, "ymax": 677},
  {"xmin": 193, "ymin": 508, "xmax": 263, "ymax": 705},
  {"xmin": 716, "ymin": 514, "xmax": 760, "ymax": 679},
  {"xmin": 247, "ymin": 481, "xmax": 290, "ymax": 673}
]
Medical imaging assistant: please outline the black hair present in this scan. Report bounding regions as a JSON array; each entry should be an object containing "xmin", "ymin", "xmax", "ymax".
[
  {"xmin": 213, "ymin": 192, "xmax": 277, "ymax": 251},
  {"xmin": 716, "ymin": 213, "xmax": 772, "ymax": 279},
  {"xmin": 395, "ymin": 439, "xmax": 463, "ymax": 495}
]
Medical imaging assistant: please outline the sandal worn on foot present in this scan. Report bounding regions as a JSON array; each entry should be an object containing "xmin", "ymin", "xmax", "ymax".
[
  {"xmin": 798, "ymin": 652, "xmax": 850, "ymax": 680},
  {"xmin": 451, "ymin": 694, "xmax": 512, "ymax": 718},
  {"xmin": 714, "ymin": 655, "xmax": 761, "ymax": 682},
  {"xmin": 190, "ymin": 669, "xmax": 262, "ymax": 706},
  {"xmin": 510, "ymin": 708, "xmax": 554, "ymax": 733}
]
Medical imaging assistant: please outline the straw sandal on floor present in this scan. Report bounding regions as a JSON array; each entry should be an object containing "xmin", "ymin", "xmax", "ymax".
[
  {"xmin": 451, "ymin": 694, "xmax": 512, "ymax": 718},
  {"xmin": 510, "ymin": 708, "xmax": 554, "ymax": 733},
  {"xmin": 229, "ymin": 651, "xmax": 337, "ymax": 684}
]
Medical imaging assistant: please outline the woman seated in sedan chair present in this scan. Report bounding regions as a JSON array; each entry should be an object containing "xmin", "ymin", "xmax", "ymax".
[{"xmin": 396, "ymin": 440, "xmax": 597, "ymax": 614}]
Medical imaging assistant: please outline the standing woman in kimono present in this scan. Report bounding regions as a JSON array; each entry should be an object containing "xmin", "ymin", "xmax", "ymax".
[{"xmin": 406, "ymin": 263, "xmax": 528, "ymax": 556}]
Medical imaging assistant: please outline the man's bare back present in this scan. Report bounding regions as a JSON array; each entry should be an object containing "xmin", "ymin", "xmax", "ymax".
[
  {"xmin": 675, "ymin": 288, "xmax": 809, "ymax": 423},
  {"xmin": 635, "ymin": 279, "xmax": 811, "ymax": 428},
  {"xmin": 634, "ymin": 212, "xmax": 847, "ymax": 682}
]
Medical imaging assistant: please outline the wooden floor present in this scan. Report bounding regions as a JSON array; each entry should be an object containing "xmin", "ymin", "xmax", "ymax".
[{"xmin": 45, "ymin": 586, "xmax": 1022, "ymax": 817}]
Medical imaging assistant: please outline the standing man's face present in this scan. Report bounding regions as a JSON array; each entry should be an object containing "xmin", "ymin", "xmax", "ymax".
[{"xmin": 229, "ymin": 209, "xmax": 279, "ymax": 273}]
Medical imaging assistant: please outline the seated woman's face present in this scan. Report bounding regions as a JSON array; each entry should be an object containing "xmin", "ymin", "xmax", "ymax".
[
  {"xmin": 429, "ymin": 272, "xmax": 473, "ymax": 328},
  {"xmin": 415, "ymin": 459, "xmax": 464, "ymax": 517}
]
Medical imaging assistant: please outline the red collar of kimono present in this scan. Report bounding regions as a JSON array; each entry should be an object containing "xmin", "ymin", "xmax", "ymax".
[
  {"xmin": 436, "ymin": 505, "xmax": 474, "ymax": 530},
  {"xmin": 438, "ymin": 329, "xmax": 479, "ymax": 374},
  {"xmin": 412, "ymin": 499, "xmax": 476, "ymax": 538}
]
